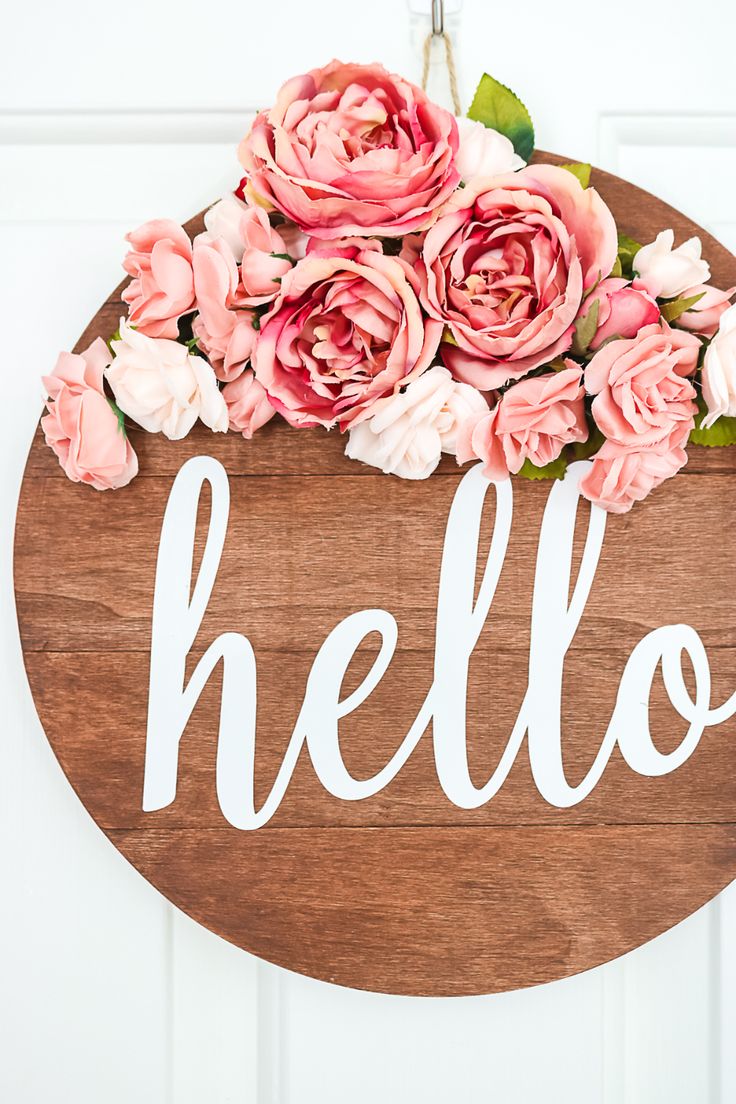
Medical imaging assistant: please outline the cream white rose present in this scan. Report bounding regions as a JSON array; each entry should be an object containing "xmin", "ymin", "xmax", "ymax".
[
  {"xmin": 345, "ymin": 366, "xmax": 487, "ymax": 480},
  {"xmin": 108, "ymin": 318, "xmax": 228, "ymax": 439},
  {"xmin": 203, "ymin": 193, "xmax": 250, "ymax": 261},
  {"xmin": 633, "ymin": 229, "xmax": 710, "ymax": 299},
  {"xmin": 701, "ymin": 303, "xmax": 736, "ymax": 427},
  {"xmin": 454, "ymin": 117, "xmax": 525, "ymax": 182}
]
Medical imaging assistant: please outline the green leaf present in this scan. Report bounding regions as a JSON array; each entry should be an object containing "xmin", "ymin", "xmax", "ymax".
[
  {"xmin": 689, "ymin": 396, "xmax": 736, "ymax": 447},
  {"xmin": 570, "ymin": 297, "xmax": 600, "ymax": 357},
  {"xmin": 660, "ymin": 291, "xmax": 705, "ymax": 324},
  {"xmin": 518, "ymin": 455, "xmax": 568, "ymax": 480},
  {"xmin": 107, "ymin": 397, "xmax": 127, "ymax": 438},
  {"xmin": 467, "ymin": 73, "xmax": 535, "ymax": 162},
  {"xmin": 616, "ymin": 232, "xmax": 644, "ymax": 279},
  {"xmin": 559, "ymin": 162, "xmax": 591, "ymax": 188}
]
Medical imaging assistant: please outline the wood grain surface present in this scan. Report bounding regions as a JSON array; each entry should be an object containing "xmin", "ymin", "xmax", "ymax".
[{"xmin": 13, "ymin": 153, "xmax": 736, "ymax": 995}]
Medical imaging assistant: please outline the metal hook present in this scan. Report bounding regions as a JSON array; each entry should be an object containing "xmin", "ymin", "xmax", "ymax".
[{"xmin": 431, "ymin": 0, "xmax": 444, "ymax": 35}]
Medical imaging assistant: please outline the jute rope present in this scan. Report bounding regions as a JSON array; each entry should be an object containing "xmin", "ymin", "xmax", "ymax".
[{"xmin": 421, "ymin": 30, "xmax": 462, "ymax": 116}]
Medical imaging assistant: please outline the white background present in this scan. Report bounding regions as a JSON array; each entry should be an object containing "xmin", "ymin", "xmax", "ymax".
[{"xmin": 1, "ymin": 1, "xmax": 735, "ymax": 1100}]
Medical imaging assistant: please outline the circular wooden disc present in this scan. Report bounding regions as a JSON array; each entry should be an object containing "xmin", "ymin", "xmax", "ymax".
[{"xmin": 14, "ymin": 155, "xmax": 736, "ymax": 996}]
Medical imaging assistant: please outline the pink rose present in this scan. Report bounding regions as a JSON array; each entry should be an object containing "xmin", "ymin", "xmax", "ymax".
[
  {"xmin": 122, "ymin": 220, "xmax": 195, "ymax": 339},
  {"xmin": 253, "ymin": 243, "xmax": 442, "ymax": 429},
  {"xmin": 42, "ymin": 338, "xmax": 138, "ymax": 491},
  {"xmin": 238, "ymin": 207, "xmax": 295, "ymax": 305},
  {"xmin": 580, "ymin": 430, "xmax": 688, "ymax": 514},
  {"xmin": 418, "ymin": 164, "xmax": 617, "ymax": 389},
  {"xmin": 192, "ymin": 236, "xmax": 258, "ymax": 383},
  {"xmin": 238, "ymin": 60, "xmax": 460, "ymax": 240},
  {"xmin": 586, "ymin": 277, "xmax": 659, "ymax": 350},
  {"xmin": 456, "ymin": 364, "xmax": 588, "ymax": 480},
  {"xmin": 676, "ymin": 284, "xmax": 735, "ymax": 339},
  {"xmin": 585, "ymin": 323, "xmax": 699, "ymax": 448},
  {"xmin": 222, "ymin": 369, "xmax": 276, "ymax": 439}
]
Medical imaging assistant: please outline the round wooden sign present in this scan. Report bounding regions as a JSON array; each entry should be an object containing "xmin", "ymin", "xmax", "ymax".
[{"xmin": 14, "ymin": 156, "xmax": 736, "ymax": 996}]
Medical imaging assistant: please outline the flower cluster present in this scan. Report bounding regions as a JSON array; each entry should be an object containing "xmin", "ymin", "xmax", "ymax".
[{"xmin": 42, "ymin": 61, "xmax": 736, "ymax": 512}]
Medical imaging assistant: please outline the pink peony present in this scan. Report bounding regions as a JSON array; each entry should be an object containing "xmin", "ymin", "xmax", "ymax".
[
  {"xmin": 456, "ymin": 364, "xmax": 588, "ymax": 480},
  {"xmin": 192, "ymin": 235, "xmax": 258, "ymax": 383},
  {"xmin": 586, "ymin": 277, "xmax": 659, "ymax": 350},
  {"xmin": 42, "ymin": 338, "xmax": 138, "ymax": 491},
  {"xmin": 122, "ymin": 219, "xmax": 195, "ymax": 339},
  {"xmin": 222, "ymin": 369, "xmax": 276, "ymax": 438},
  {"xmin": 579, "ymin": 430, "xmax": 688, "ymax": 514},
  {"xmin": 253, "ymin": 242, "xmax": 442, "ymax": 429},
  {"xmin": 676, "ymin": 283, "xmax": 735, "ymax": 339},
  {"xmin": 417, "ymin": 164, "xmax": 617, "ymax": 390},
  {"xmin": 238, "ymin": 60, "xmax": 460, "ymax": 240},
  {"xmin": 585, "ymin": 323, "xmax": 699, "ymax": 449}
]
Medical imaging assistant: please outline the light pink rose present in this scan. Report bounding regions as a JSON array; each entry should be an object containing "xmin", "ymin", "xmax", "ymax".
[
  {"xmin": 222, "ymin": 369, "xmax": 276, "ymax": 438},
  {"xmin": 192, "ymin": 235, "xmax": 258, "ymax": 383},
  {"xmin": 238, "ymin": 60, "xmax": 460, "ymax": 240},
  {"xmin": 579, "ymin": 429, "xmax": 688, "ymax": 514},
  {"xmin": 253, "ymin": 242, "xmax": 442, "ymax": 429},
  {"xmin": 456, "ymin": 364, "xmax": 588, "ymax": 480},
  {"xmin": 418, "ymin": 164, "xmax": 617, "ymax": 389},
  {"xmin": 586, "ymin": 277, "xmax": 659, "ymax": 350},
  {"xmin": 42, "ymin": 338, "xmax": 138, "ymax": 491},
  {"xmin": 676, "ymin": 284, "xmax": 735, "ymax": 339},
  {"xmin": 585, "ymin": 323, "xmax": 699, "ymax": 448},
  {"xmin": 122, "ymin": 219, "xmax": 195, "ymax": 339}
]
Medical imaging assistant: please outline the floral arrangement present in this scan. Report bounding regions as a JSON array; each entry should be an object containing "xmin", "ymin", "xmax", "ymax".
[{"xmin": 42, "ymin": 61, "xmax": 736, "ymax": 512}]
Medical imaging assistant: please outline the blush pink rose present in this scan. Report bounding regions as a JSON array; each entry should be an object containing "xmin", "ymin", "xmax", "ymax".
[
  {"xmin": 122, "ymin": 219, "xmax": 195, "ymax": 338},
  {"xmin": 253, "ymin": 243, "xmax": 442, "ymax": 429},
  {"xmin": 585, "ymin": 323, "xmax": 699, "ymax": 448},
  {"xmin": 579, "ymin": 429, "xmax": 688, "ymax": 514},
  {"xmin": 586, "ymin": 277, "xmax": 659, "ymax": 350},
  {"xmin": 238, "ymin": 60, "xmax": 460, "ymax": 240},
  {"xmin": 42, "ymin": 338, "xmax": 138, "ymax": 491},
  {"xmin": 676, "ymin": 284, "xmax": 735, "ymax": 339},
  {"xmin": 192, "ymin": 235, "xmax": 258, "ymax": 383},
  {"xmin": 418, "ymin": 164, "xmax": 617, "ymax": 389},
  {"xmin": 222, "ymin": 369, "xmax": 276, "ymax": 438},
  {"xmin": 456, "ymin": 364, "xmax": 588, "ymax": 480}
]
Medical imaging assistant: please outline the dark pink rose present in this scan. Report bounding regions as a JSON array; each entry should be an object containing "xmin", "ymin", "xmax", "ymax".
[
  {"xmin": 579, "ymin": 428, "xmax": 689, "ymax": 514},
  {"xmin": 253, "ymin": 242, "xmax": 442, "ymax": 429},
  {"xmin": 122, "ymin": 219, "xmax": 195, "ymax": 339},
  {"xmin": 417, "ymin": 164, "xmax": 617, "ymax": 390},
  {"xmin": 42, "ymin": 339, "xmax": 138, "ymax": 491},
  {"xmin": 586, "ymin": 277, "xmax": 659, "ymax": 350},
  {"xmin": 456, "ymin": 364, "xmax": 588, "ymax": 480},
  {"xmin": 238, "ymin": 60, "xmax": 460, "ymax": 240},
  {"xmin": 585, "ymin": 323, "xmax": 699, "ymax": 448}
]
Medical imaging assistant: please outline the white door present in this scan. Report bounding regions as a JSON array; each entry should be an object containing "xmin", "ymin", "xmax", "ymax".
[{"xmin": 2, "ymin": 2, "xmax": 735, "ymax": 1099}]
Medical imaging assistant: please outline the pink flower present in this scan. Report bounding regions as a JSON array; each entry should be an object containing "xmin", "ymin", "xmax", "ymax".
[
  {"xmin": 238, "ymin": 206, "xmax": 295, "ymax": 306},
  {"xmin": 456, "ymin": 364, "xmax": 588, "ymax": 480},
  {"xmin": 192, "ymin": 236, "xmax": 258, "ymax": 383},
  {"xmin": 586, "ymin": 277, "xmax": 659, "ymax": 350},
  {"xmin": 585, "ymin": 323, "xmax": 699, "ymax": 448},
  {"xmin": 42, "ymin": 338, "xmax": 138, "ymax": 491},
  {"xmin": 579, "ymin": 430, "xmax": 688, "ymax": 514},
  {"xmin": 222, "ymin": 370, "xmax": 276, "ymax": 438},
  {"xmin": 418, "ymin": 165, "xmax": 617, "ymax": 390},
  {"xmin": 253, "ymin": 242, "xmax": 442, "ymax": 429},
  {"xmin": 238, "ymin": 60, "xmax": 460, "ymax": 240},
  {"xmin": 676, "ymin": 284, "xmax": 735, "ymax": 339},
  {"xmin": 122, "ymin": 220, "xmax": 195, "ymax": 338}
]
